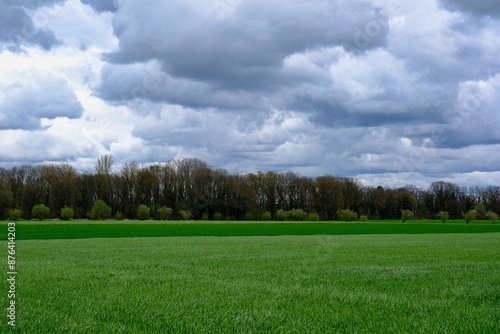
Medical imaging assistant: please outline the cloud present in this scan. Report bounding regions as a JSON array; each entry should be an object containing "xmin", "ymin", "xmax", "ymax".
[
  {"xmin": 42, "ymin": 0, "xmax": 117, "ymax": 50},
  {"xmin": 438, "ymin": 74, "xmax": 500, "ymax": 148},
  {"xmin": 80, "ymin": 0, "xmax": 117, "ymax": 13},
  {"xmin": 0, "ymin": 0, "xmax": 63, "ymax": 51},
  {"xmin": 439, "ymin": 0, "xmax": 500, "ymax": 17},
  {"xmin": 103, "ymin": 0, "xmax": 388, "ymax": 88},
  {"xmin": 96, "ymin": 0, "xmax": 500, "ymax": 127},
  {"xmin": 328, "ymin": 48, "xmax": 448, "ymax": 115},
  {"xmin": 0, "ymin": 71, "xmax": 83, "ymax": 130},
  {"xmin": 2, "ymin": 0, "xmax": 63, "ymax": 9},
  {"xmin": 129, "ymin": 103, "xmax": 326, "ymax": 172},
  {"xmin": 96, "ymin": 60, "xmax": 273, "ymax": 110}
]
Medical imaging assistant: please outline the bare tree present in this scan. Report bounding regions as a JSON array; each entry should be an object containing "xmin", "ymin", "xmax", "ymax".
[
  {"xmin": 483, "ymin": 186, "xmax": 500, "ymax": 213},
  {"xmin": 95, "ymin": 154, "xmax": 115, "ymax": 175}
]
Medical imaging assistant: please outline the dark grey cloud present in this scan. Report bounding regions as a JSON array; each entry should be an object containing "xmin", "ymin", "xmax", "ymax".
[
  {"xmin": 440, "ymin": 0, "xmax": 500, "ymax": 16},
  {"xmin": 80, "ymin": 0, "xmax": 117, "ymax": 13},
  {"xmin": 96, "ymin": 0, "xmax": 393, "ymax": 124},
  {"xmin": 0, "ymin": 72, "xmax": 83, "ymax": 130},
  {"xmin": 96, "ymin": 61, "xmax": 273, "ymax": 110},
  {"xmin": 0, "ymin": 0, "xmax": 62, "ymax": 51},
  {"xmin": 104, "ymin": 1, "xmax": 388, "ymax": 87},
  {"xmin": 2, "ymin": 0, "xmax": 63, "ymax": 8}
]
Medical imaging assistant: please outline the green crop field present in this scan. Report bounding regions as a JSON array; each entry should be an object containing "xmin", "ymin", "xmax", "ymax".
[
  {"xmin": 1, "ymin": 220, "xmax": 499, "ymax": 240},
  {"xmin": 2, "ymin": 222, "xmax": 500, "ymax": 333}
]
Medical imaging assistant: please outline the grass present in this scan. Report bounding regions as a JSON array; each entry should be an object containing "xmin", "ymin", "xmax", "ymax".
[
  {"xmin": 2, "ymin": 219, "xmax": 493, "ymax": 225},
  {"xmin": 2, "ymin": 233, "xmax": 499, "ymax": 333},
  {"xmin": 1, "ymin": 220, "xmax": 499, "ymax": 240}
]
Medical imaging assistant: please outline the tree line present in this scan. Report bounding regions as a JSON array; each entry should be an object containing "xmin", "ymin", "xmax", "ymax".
[{"xmin": 0, "ymin": 155, "xmax": 499, "ymax": 221}]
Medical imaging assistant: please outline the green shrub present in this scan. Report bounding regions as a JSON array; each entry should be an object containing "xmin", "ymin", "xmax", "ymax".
[
  {"xmin": 261, "ymin": 211, "xmax": 271, "ymax": 221},
  {"xmin": 290, "ymin": 209, "xmax": 307, "ymax": 221},
  {"xmin": 276, "ymin": 209, "xmax": 288, "ymax": 221},
  {"xmin": 487, "ymin": 211, "xmax": 498, "ymax": 224},
  {"xmin": 180, "ymin": 210, "xmax": 192, "ymax": 220},
  {"xmin": 465, "ymin": 209, "xmax": 477, "ymax": 224},
  {"xmin": 32, "ymin": 204, "xmax": 50, "ymax": 220},
  {"xmin": 359, "ymin": 214, "xmax": 368, "ymax": 222},
  {"xmin": 437, "ymin": 211, "xmax": 449, "ymax": 224},
  {"xmin": 90, "ymin": 200, "xmax": 112, "ymax": 220},
  {"xmin": 337, "ymin": 209, "xmax": 357, "ymax": 222},
  {"xmin": 60, "ymin": 206, "xmax": 74, "ymax": 221},
  {"xmin": 202, "ymin": 212, "xmax": 209, "ymax": 221},
  {"xmin": 244, "ymin": 212, "xmax": 254, "ymax": 221},
  {"xmin": 213, "ymin": 212, "xmax": 223, "ymax": 221},
  {"xmin": 474, "ymin": 203, "xmax": 486, "ymax": 219},
  {"xmin": 307, "ymin": 212, "xmax": 320, "ymax": 221},
  {"xmin": 158, "ymin": 207, "xmax": 173, "ymax": 220},
  {"xmin": 137, "ymin": 205, "xmax": 150, "ymax": 220},
  {"xmin": 401, "ymin": 210, "xmax": 414, "ymax": 223},
  {"xmin": 115, "ymin": 211, "xmax": 124, "ymax": 221},
  {"xmin": 9, "ymin": 209, "xmax": 23, "ymax": 221}
]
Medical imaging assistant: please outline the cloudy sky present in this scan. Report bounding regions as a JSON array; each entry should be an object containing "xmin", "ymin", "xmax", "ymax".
[{"xmin": 1, "ymin": 0, "xmax": 499, "ymax": 188}]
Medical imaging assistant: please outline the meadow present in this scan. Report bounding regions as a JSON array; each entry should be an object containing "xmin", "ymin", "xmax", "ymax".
[{"xmin": 1, "ymin": 221, "xmax": 499, "ymax": 333}]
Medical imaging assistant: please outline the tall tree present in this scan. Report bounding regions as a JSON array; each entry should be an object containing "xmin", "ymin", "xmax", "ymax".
[
  {"xmin": 341, "ymin": 177, "xmax": 364, "ymax": 212},
  {"xmin": 312, "ymin": 175, "xmax": 342, "ymax": 220},
  {"xmin": 483, "ymin": 186, "xmax": 500, "ymax": 213},
  {"xmin": 95, "ymin": 154, "xmax": 114, "ymax": 175},
  {"xmin": 51, "ymin": 164, "xmax": 78, "ymax": 216},
  {"xmin": 118, "ymin": 161, "xmax": 139, "ymax": 218},
  {"xmin": 429, "ymin": 181, "xmax": 462, "ymax": 218},
  {"xmin": 75, "ymin": 173, "xmax": 96, "ymax": 218}
]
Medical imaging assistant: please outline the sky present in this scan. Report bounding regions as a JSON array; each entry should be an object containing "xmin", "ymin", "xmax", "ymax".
[{"xmin": 0, "ymin": 0, "xmax": 499, "ymax": 189}]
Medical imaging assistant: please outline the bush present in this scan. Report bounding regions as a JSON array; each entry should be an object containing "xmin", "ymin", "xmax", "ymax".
[
  {"xmin": 244, "ymin": 212, "xmax": 254, "ymax": 221},
  {"xmin": 202, "ymin": 212, "xmax": 209, "ymax": 221},
  {"xmin": 9, "ymin": 209, "xmax": 23, "ymax": 221},
  {"xmin": 437, "ymin": 211, "xmax": 449, "ymax": 224},
  {"xmin": 487, "ymin": 211, "xmax": 498, "ymax": 224},
  {"xmin": 32, "ymin": 204, "xmax": 50, "ymax": 220},
  {"xmin": 180, "ymin": 210, "xmax": 192, "ymax": 220},
  {"xmin": 213, "ymin": 212, "xmax": 223, "ymax": 221},
  {"xmin": 60, "ymin": 206, "xmax": 74, "ymax": 221},
  {"xmin": 290, "ymin": 209, "xmax": 307, "ymax": 221},
  {"xmin": 90, "ymin": 200, "xmax": 112, "ymax": 220},
  {"xmin": 261, "ymin": 211, "xmax": 271, "ymax": 221},
  {"xmin": 276, "ymin": 209, "xmax": 288, "ymax": 221},
  {"xmin": 474, "ymin": 203, "xmax": 487, "ymax": 219},
  {"xmin": 401, "ymin": 210, "xmax": 414, "ymax": 223},
  {"xmin": 115, "ymin": 211, "xmax": 124, "ymax": 220},
  {"xmin": 359, "ymin": 214, "xmax": 368, "ymax": 222},
  {"xmin": 337, "ymin": 209, "xmax": 357, "ymax": 222},
  {"xmin": 465, "ymin": 209, "xmax": 477, "ymax": 224},
  {"xmin": 158, "ymin": 207, "xmax": 173, "ymax": 220},
  {"xmin": 308, "ymin": 212, "xmax": 320, "ymax": 221},
  {"xmin": 137, "ymin": 205, "xmax": 150, "ymax": 220}
]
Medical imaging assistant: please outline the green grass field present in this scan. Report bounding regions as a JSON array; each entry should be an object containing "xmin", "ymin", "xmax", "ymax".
[
  {"xmin": 2, "ymin": 222, "xmax": 500, "ymax": 333},
  {"xmin": 1, "ymin": 220, "xmax": 499, "ymax": 240}
]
